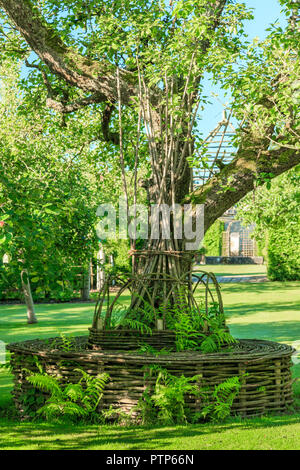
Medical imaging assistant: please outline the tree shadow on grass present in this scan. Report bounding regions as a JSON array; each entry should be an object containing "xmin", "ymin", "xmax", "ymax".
[
  {"xmin": 219, "ymin": 282, "xmax": 300, "ymax": 295},
  {"xmin": 224, "ymin": 300, "xmax": 300, "ymax": 318},
  {"xmin": 229, "ymin": 320, "xmax": 300, "ymax": 343},
  {"xmin": 0, "ymin": 295, "xmax": 132, "ymax": 341},
  {"xmin": 0, "ymin": 413, "xmax": 300, "ymax": 450},
  {"xmin": 194, "ymin": 271, "xmax": 265, "ymax": 277}
]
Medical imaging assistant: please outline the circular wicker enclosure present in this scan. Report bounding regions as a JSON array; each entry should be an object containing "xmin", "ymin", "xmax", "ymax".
[
  {"xmin": 87, "ymin": 328, "xmax": 177, "ymax": 350},
  {"xmin": 7, "ymin": 336, "xmax": 294, "ymax": 418}
]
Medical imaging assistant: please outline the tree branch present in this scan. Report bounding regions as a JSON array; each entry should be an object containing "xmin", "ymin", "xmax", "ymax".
[
  {"xmin": 45, "ymin": 94, "xmax": 105, "ymax": 114},
  {"xmin": 101, "ymin": 103, "xmax": 120, "ymax": 146},
  {"xmin": 0, "ymin": 0, "xmax": 138, "ymax": 105},
  {"xmin": 187, "ymin": 56, "xmax": 300, "ymax": 232},
  {"xmin": 197, "ymin": 0, "xmax": 227, "ymax": 54},
  {"xmin": 187, "ymin": 143, "xmax": 300, "ymax": 233},
  {"xmin": 25, "ymin": 58, "xmax": 107, "ymax": 114}
]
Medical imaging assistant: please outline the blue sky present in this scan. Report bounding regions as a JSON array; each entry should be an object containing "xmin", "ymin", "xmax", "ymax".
[{"xmin": 198, "ymin": 0, "xmax": 287, "ymax": 137}]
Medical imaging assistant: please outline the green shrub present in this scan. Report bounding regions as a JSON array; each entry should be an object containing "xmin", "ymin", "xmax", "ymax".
[
  {"xmin": 267, "ymin": 227, "xmax": 300, "ymax": 281},
  {"xmin": 0, "ymin": 260, "xmax": 83, "ymax": 302},
  {"xmin": 102, "ymin": 239, "xmax": 131, "ymax": 274},
  {"xmin": 202, "ymin": 220, "xmax": 224, "ymax": 256}
]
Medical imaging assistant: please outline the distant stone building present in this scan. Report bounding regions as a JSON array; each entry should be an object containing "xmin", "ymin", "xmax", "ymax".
[
  {"xmin": 219, "ymin": 208, "xmax": 257, "ymax": 258},
  {"xmin": 203, "ymin": 208, "xmax": 264, "ymax": 265}
]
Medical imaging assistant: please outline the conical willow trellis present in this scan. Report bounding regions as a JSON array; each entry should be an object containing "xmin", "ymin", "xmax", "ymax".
[
  {"xmin": 87, "ymin": 269, "xmax": 225, "ymax": 350},
  {"xmin": 88, "ymin": 109, "xmax": 237, "ymax": 350}
]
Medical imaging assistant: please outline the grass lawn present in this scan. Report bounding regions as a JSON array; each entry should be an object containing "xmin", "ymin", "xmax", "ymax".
[
  {"xmin": 0, "ymin": 415, "xmax": 300, "ymax": 450},
  {"xmin": 0, "ymin": 280, "xmax": 299, "ymax": 450},
  {"xmin": 194, "ymin": 264, "xmax": 267, "ymax": 277}
]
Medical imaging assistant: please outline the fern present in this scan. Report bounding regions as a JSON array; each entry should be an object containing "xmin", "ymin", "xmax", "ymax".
[
  {"xmin": 25, "ymin": 365, "xmax": 110, "ymax": 422},
  {"xmin": 64, "ymin": 384, "xmax": 84, "ymax": 402},
  {"xmin": 120, "ymin": 318, "xmax": 153, "ymax": 336},
  {"xmin": 50, "ymin": 333, "xmax": 74, "ymax": 351},
  {"xmin": 26, "ymin": 374, "xmax": 62, "ymax": 397},
  {"xmin": 166, "ymin": 303, "xmax": 237, "ymax": 353},
  {"xmin": 200, "ymin": 376, "xmax": 243, "ymax": 422},
  {"xmin": 108, "ymin": 302, "xmax": 129, "ymax": 328},
  {"xmin": 136, "ymin": 343, "xmax": 158, "ymax": 355},
  {"xmin": 139, "ymin": 365, "xmax": 243, "ymax": 424},
  {"xmin": 76, "ymin": 368, "xmax": 110, "ymax": 412},
  {"xmin": 136, "ymin": 343, "xmax": 172, "ymax": 356},
  {"xmin": 139, "ymin": 366, "xmax": 201, "ymax": 425},
  {"xmin": 199, "ymin": 335, "xmax": 219, "ymax": 353},
  {"xmin": 37, "ymin": 400, "xmax": 89, "ymax": 421},
  {"xmin": 200, "ymin": 329, "xmax": 237, "ymax": 353},
  {"xmin": 107, "ymin": 287, "xmax": 236, "ymax": 355}
]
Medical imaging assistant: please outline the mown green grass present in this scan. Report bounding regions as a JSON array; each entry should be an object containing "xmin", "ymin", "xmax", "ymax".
[
  {"xmin": 194, "ymin": 263, "xmax": 267, "ymax": 277},
  {"xmin": 0, "ymin": 414, "xmax": 300, "ymax": 450},
  {"xmin": 0, "ymin": 280, "xmax": 299, "ymax": 450}
]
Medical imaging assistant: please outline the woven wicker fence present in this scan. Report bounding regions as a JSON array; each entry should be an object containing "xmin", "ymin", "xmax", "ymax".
[{"xmin": 7, "ymin": 335, "xmax": 294, "ymax": 418}]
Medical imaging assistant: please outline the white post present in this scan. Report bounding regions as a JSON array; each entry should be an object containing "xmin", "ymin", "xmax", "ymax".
[
  {"xmin": 97, "ymin": 244, "xmax": 106, "ymax": 290},
  {"xmin": 110, "ymin": 254, "xmax": 116, "ymax": 286}
]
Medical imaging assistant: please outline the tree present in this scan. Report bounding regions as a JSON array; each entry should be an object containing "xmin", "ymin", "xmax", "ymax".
[
  {"xmin": 237, "ymin": 166, "xmax": 300, "ymax": 280},
  {"xmin": 0, "ymin": 59, "xmax": 99, "ymax": 321},
  {"xmin": 0, "ymin": 0, "xmax": 299, "ymax": 320}
]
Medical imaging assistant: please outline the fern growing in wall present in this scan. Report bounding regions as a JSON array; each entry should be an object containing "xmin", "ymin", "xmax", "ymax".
[
  {"xmin": 199, "ymin": 375, "xmax": 243, "ymax": 422},
  {"xmin": 25, "ymin": 365, "xmax": 109, "ymax": 422}
]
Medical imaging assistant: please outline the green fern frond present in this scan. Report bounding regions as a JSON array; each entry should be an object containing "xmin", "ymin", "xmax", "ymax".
[
  {"xmin": 61, "ymin": 402, "xmax": 89, "ymax": 417},
  {"xmin": 200, "ymin": 335, "xmax": 218, "ymax": 353},
  {"xmin": 25, "ymin": 366, "xmax": 110, "ymax": 422},
  {"xmin": 26, "ymin": 373, "xmax": 62, "ymax": 396},
  {"xmin": 37, "ymin": 402, "xmax": 63, "ymax": 419},
  {"xmin": 64, "ymin": 384, "xmax": 84, "ymax": 402},
  {"xmin": 121, "ymin": 319, "xmax": 153, "ymax": 335}
]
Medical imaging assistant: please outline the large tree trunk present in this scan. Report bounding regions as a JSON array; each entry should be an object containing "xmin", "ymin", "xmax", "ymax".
[
  {"xmin": 125, "ymin": 139, "xmax": 197, "ymax": 326},
  {"xmin": 20, "ymin": 270, "xmax": 37, "ymax": 324}
]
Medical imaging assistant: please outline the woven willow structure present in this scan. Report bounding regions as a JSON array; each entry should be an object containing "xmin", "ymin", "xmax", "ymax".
[
  {"xmin": 88, "ymin": 270, "xmax": 224, "ymax": 350},
  {"xmin": 8, "ymin": 337, "xmax": 294, "ymax": 418},
  {"xmin": 6, "ymin": 271, "xmax": 295, "ymax": 418}
]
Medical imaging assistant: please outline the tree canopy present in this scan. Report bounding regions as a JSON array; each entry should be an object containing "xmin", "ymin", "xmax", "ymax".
[{"xmin": 0, "ymin": 0, "xmax": 298, "ymax": 232}]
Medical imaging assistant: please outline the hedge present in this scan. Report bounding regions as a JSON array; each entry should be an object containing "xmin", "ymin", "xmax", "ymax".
[
  {"xmin": 267, "ymin": 226, "xmax": 300, "ymax": 281},
  {"xmin": 202, "ymin": 220, "xmax": 224, "ymax": 256}
]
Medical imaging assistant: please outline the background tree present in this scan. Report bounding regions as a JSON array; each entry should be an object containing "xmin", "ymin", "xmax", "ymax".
[
  {"xmin": 0, "ymin": 59, "xmax": 99, "ymax": 321},
  {"xmin": 237, "ymin": 166, "xmax": 300, "ymax": 280}
]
